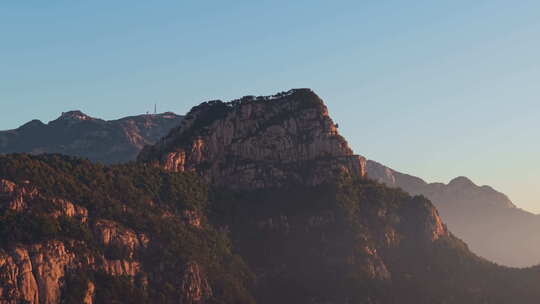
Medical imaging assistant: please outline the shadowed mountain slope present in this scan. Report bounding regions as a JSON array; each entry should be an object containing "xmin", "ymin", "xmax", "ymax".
[{"xmin": 367, "ymin": 160, "xmax": 540, "ymax": 267}]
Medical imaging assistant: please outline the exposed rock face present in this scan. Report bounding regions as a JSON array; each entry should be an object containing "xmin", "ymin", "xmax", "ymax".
[
  {"xmin": 50, "ymin": 198, "xmax": 88, "ymax": 223},
  {"xmin": 180, "ymin": 262, "xmax": 212, "ymax": 304},
  {"xmin": 139, "ymin": 89, "xmax": 366, "ymax": 189},
  {"xmin": 0, "ymin": 247, "xmax": 39, "ymax": 304},
  {"xmin": 0, "ymin": 241, "xmax": 76, "ymax": 304},
  {"xmin": 0, "ymin": 111, "xmax": 183, "ymax": 164},
  {"xmin": 0, "ymin": 179, "xmax": 127, "ymax": 303},
  {"xmin": 0, "ymin": 178, "xmax": 214, "ymax": 304},
  {"xmin": 28, "ymin": 242, "xmax": 76, "ymax": 304},
  {"xmin": 101, "ymin": 260, "xmax": 141, "ymax": 277},
  {"xmin": 82, "ymin": 281, "xmax": 95, "ymax": 304},
  {"xmin": 0, "ymin": 239, "xmax": 147, "ymax": 304},
  {"xmin": 0, "ymin": 179, "xmax": 37, "ymax": 212},
  {"xmin": 365, "ymin": 160, "xmax": 540, "ymax": 267},
  {"xmin": 93, "ymin": 219, "xmax": 149, "ymax": 259},
  {"xmin": 425, "ymin": 206, "xmax": 446, "ymax": 241},
  {"xmin": 0, "ymin": 179, "xmax": 84, "ymax": 219}
]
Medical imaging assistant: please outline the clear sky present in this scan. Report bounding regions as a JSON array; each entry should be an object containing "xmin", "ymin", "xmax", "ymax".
[{"xmin": 1, "ymin": 1, "xmax": 539, "ymax": 212}]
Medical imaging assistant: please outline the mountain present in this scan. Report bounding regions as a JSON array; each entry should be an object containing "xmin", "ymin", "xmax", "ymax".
[
  {"xmin": 138, "ymin": 89, "xmax": 365, "ymax": 189},
  {"xmin": 2, "ymin": 106, "xmax": 534, "ymax": 269},
  {"xmin": 366, "ymin": 160, "xmax": 540, "ymax": 267},
  {"xmin": 2, "ymin": 89, "xmax": 540, "ymax": 303},
  {"xmin": 140, "ymin": 89, "xmax": 540, "ymax": 303},
  {"xmin": 0, "ymin": 111, "xmax": 183, "ymax": 164}
]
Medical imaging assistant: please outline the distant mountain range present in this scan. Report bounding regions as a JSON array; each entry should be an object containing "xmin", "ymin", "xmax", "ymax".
[
  {"xmin": 0, "ymin": 111, "xmax": 183, "ymax": 164},
  {"xmin": 367, "ymin": 160, "xmax": 540, "ymax": 267}
]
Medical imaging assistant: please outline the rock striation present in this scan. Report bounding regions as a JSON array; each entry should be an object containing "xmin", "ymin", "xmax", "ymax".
[{"xmin": 139, "ymin": 89, "xmax": 366, "ymax": 189}]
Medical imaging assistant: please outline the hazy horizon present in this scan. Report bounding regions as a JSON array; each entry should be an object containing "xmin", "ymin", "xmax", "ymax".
[{"xmin": 2, "ymin": 1, "xmax": 539, "ymax": 213}]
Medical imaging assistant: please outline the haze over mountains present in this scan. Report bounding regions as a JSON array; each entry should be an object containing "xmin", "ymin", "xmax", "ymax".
[
  {"xmin": 0, "ymin": 94, "xmax": 537, "ymax": 268},
  {"xmin": 1, "ymin": 89, "xmax": 540, "ymax": 303},
  {"xmin": 367, "ymin": 160, "xmax": 540, "ymax": 267}
]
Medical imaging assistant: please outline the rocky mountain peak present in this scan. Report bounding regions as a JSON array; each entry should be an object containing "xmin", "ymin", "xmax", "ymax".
[
  {"xmin": 55, "ymin": 110, "xmax": 94, "ymax": 122},
  {"xmin": 139, "ymin": 89, "xmax": 366, "ymax": 189}
]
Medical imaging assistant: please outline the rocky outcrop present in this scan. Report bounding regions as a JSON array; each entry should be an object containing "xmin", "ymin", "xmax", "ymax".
[
  {"xmin": 28, "ymin": 242, "xmax": 76, "ymax": 304},
  {"xmin": 139, "ymin": 89, "xmax": 366, "ymax": 189},
  {"xmin": 0, "ymin": 179, "xmax": 37, "ymax": 212},
  {"xmin": 0, "ymin": 247, "xmax": 39, "ymax": 304},
  {"xmin": 0, "ymin": 180, "xmax": 130, "ymax": 303},
  {"xmin": 180, "ymin": 262, "xmax": 212, "ymax": 304},
  {"xmin": 50, "ymin": 198, "xmax": 88, "ymax": 223},
  {"xmin": 0, "ymin": 240, "xmax": 146, "ymax": 304},
  {"xmin": 424, "ymin": 204, "xmax": 447, "ymax": 241},
  {"xmin": 0, "ymin": 241, "xmax": 76, "ymax": 304},
  {"xmin": 0, "ymin": 179, "xmax": 86, "ymax": 222},
  {"xmin": 93, "ymin": 220, "xmax": 149, "ymax": 259},
  {"xmin": 82, "ymin": 281, "xmax": 95, "ymax": 304},
  {"xmin": 0, "ymin": 111, "xmax": 183, "ymax": 164},
  {"xmin": 0, "ymin": 178, "xmax": 215, "ymax": 304},
  {"xmin": 101, "ymin": 260, "xmax": 141, "ymax": 277}
]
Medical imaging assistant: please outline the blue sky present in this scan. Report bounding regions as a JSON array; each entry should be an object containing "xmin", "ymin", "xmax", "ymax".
[{"xmin": 1, "ymin": 1, "xmax": 539, "ymax": 212}]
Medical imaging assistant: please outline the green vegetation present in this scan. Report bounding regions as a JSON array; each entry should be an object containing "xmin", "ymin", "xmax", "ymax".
[{"xmin": 0, "ymin": 153, "xmax": 254, "ymax": 304}]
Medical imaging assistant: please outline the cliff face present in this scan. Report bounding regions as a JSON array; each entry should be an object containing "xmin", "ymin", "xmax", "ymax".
[
  {"xmin": 0, "ymin": 178, "xmax": 128, "ymax": 304},
  {"xmin": 366, "ymin": 160, "xmax": 540, "ymax": 267},
  {"xmin": 0, "ymin": 241, "xmax": 75, "ymax": 304},
  {"xmin": 139, "ymin": 89, "xmax": 365, "ymax": 189},
  {"xmin": 0, "ymin": 111, "xmax": 183, "ymax": 164}
]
